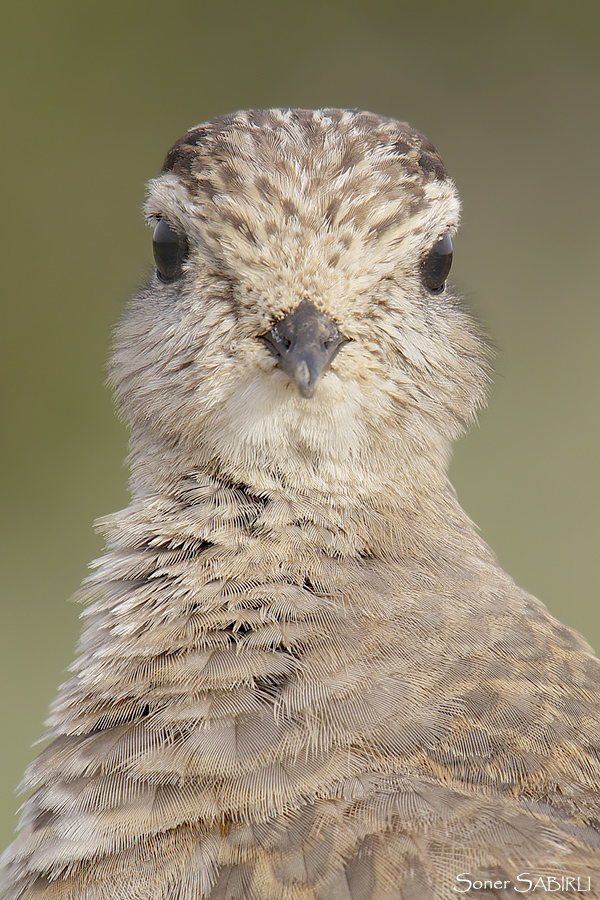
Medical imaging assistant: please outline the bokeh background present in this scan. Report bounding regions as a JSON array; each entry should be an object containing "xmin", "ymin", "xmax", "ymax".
[{"xmin": 1, "ymin": 0, "xmax": 599, "ymax": 844}]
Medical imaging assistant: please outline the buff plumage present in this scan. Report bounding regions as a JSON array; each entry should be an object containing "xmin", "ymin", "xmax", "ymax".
[{"xmin": 2, "ymin": 109, "xmax": 599, "ymax": 900}]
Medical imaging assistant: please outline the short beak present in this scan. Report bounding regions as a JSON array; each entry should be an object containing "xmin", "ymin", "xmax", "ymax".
[{"xmin": 260, "ymin": 300, "xmax": 349, "ymax": 398}]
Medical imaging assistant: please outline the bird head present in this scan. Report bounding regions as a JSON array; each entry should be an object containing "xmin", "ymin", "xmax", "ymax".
[{"xmin": 111, "ymin": 109, "xmax": 488, "ymax": 500}]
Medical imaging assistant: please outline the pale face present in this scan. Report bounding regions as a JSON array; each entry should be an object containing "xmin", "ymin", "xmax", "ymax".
[{"xmin": 111, "ymin": 109, "xmax": 488, "ymax": 498}]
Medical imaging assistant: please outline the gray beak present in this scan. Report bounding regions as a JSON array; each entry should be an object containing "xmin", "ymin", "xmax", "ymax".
[{"xmin": 260, "ymin": 300, "xmax": 349, "ymax": 398}]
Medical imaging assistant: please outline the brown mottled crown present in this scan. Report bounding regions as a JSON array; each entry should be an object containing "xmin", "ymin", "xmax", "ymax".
[
  {"xmin": 154, "ymin": 108, "xmax": 453, "ymax": 274},
  {"xmin": 161, "ymin": 107, "xmax": 447, "ymax": 188}
]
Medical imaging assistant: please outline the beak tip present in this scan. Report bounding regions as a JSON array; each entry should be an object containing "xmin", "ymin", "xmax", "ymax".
[{"xmin": 294, "ymin": 360, "xmax": 318, "ymax": 399}]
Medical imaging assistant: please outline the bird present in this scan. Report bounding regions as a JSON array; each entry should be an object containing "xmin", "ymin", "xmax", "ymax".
[{"xmin": 2, "ymin": 107, "xmax": 600, "ymax": 900}]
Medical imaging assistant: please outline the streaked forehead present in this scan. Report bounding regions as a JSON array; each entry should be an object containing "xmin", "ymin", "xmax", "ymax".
[{"xmin": 160, "ymin": 109, "xmax": 448, "ymax": 217}]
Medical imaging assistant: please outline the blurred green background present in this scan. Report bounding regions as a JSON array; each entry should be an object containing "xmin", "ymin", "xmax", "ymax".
[{"xmin": 1, "ymin": 0, "xmax": 599, "ymax": 845}]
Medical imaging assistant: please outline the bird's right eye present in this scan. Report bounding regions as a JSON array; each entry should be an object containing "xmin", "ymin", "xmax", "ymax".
[
  {"xmin": 152, "ymin": 218, "xmax": 189, "ymax": 282},
  {"xmin": 420, "ymin": 231, "xmax": 453, "ymax": 294}
]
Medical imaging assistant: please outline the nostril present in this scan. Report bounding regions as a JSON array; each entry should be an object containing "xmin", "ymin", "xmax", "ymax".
[
  {"xmin": 272, "ymin": 326, "xmax": 291, "ymax": 351},
  {"xmin": 260, "ymin": 326, "xmax": 291, "ymax": 358},
  {"xmin": 324, "ymin": 333, "xmax": 350, "ymax": 353}
]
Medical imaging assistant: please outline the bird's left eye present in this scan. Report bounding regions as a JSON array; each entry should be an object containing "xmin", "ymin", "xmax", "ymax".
[
  {"xmin": 152, "ymin": 218, "xmax": 189, "ymax": 282},
  {"xmin": 421, "ymin": 232, "xmax": 453, "ymax": 293}
]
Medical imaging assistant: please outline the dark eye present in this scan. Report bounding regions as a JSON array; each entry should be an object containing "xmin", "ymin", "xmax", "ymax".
[
  {"xmin": 152, "ymin": 218, "xmax": 189, "ymax": 282},
  {"xmin": 421, "ymin": 232, "xmax": 453, "ymax": 293}
]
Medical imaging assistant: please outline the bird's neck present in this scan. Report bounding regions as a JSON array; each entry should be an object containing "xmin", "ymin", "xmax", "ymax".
[
  {"xmin": 50, "ymin": 455, "xmax": 500, "ymax": 741},
  {"xmin": 108, "ymin": 451, "xmax": 487, "ymax": 575}
]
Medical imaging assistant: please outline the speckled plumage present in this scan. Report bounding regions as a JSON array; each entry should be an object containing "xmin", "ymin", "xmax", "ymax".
[{"xmin": 2, "ymin": 108, "xmax": 600, "ymax": 900}]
